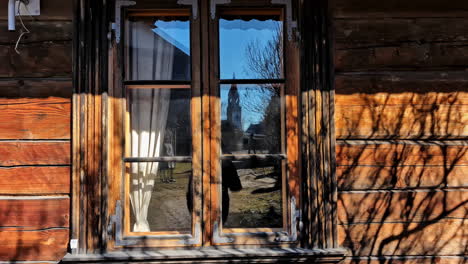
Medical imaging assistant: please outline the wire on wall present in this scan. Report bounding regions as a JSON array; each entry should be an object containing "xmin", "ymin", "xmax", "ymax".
[{"xmin": 14, "ymin": 0, "xmax": 34, "ymax": 54}]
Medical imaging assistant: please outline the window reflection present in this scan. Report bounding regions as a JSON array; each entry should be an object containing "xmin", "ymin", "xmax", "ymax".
[
  {"xmin": 222, "ymin": 159, "xmax": 283, "ymax": 228},
  {"xmin": 220, "ymin": 16, "xmax": 283, "ymax": 80},
  {"xmin": 126, "ymin": 16, "xmax": 191, "ymax": 81},
  {"xmin": 221, "ymin": 84, "xmax": 282, "ymax": 155},
  {"xmin": 128, "ymin": 162, "xmax": 192, "ymax": 232},
  {"xmin": 127, "ymin": 88, "xmax": 192, "ymax": 233},
  {"xmin": 220, "ymin": 83, "xmax": 284, "ymax": 229}
]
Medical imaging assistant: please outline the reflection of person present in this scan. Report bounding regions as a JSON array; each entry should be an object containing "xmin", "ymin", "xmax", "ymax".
[
  {"xmin": 162, "ymin": 143, "xmax": 175, "ymax": 182},
  {"xmin": 185, "ymin": 136, "xmax": 243, "ymax": 225},
  {"xmin": 221, "ymin": 157, "xmax": 242, "ymax": 224}
]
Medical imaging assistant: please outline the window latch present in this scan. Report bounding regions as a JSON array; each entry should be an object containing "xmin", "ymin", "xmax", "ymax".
[{"xmin": 107, "ymin": 200, "xmax": 138, "ymax": 246}]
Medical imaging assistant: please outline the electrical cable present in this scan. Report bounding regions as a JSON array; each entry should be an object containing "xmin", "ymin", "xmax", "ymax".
[{"xmin": 14, "ymin": 0, "xmax": 34, "ymax": 54}]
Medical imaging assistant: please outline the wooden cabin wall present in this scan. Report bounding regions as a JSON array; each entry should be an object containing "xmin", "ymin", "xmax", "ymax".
[
  {"xmin": 331, "ymin": 0, "xmax": 468, "ymax": 264},
  {"xmin": 0, "ymin": 1, "xmax": 72, "ymax": 262}
]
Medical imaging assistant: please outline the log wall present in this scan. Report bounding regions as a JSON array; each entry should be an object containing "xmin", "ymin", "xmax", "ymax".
[
  {"xmin": 332, "ymin": 0, "xmax": 468, "ymax": 263},
  {"xmin": 0, "ymin": 1, "xmax": 72, "ymax": 262}
]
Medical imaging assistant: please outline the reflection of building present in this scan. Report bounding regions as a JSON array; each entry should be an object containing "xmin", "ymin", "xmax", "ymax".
[
  {"xmin": 223, "ymin": 79, "xmax": 244, "ymax": 152},
  {"xmin": 227, "ymin": 78, "xmax": 242, "ymax": 131}
]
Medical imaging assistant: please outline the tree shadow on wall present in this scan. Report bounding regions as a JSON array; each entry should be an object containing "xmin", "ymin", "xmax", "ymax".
[{"xmin": 335, "ymin": 77, "xmax": 467, "ymax": 264}]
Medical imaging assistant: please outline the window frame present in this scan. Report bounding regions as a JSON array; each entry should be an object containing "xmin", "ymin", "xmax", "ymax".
[
  {"xmin": 206, "ymin": 6, "xmax": 301, "ymax": 246},
  {"xmin": 107, "ymin": 6, "xmax": 204, "ymax": 248},
  {"xmin": 70, "ymin": 0, "xmax": 342, "ymax": 259}
]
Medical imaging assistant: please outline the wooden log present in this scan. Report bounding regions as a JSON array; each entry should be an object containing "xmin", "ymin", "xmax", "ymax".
[
  {"xmin": 337, "ymin": 165, "xmax": 466, "ymax": 190},
  {"xmin": 336, "ymin": 143, "xmax": 467, "ymax": 167},
  {"xmin": 336, "ymin": 142, "xmax": 467, "ymax": 190},
  {"xmin": 341, "ymin": 257, "xmax": 467, "ymax": 264},
  {"xmin": 0, "ymin": 167, "xmax": 70, "ymax": 194},
  {"xmin": 0, "ymin": 97, "xmax": 70, "ymax": 139},
  {"xmin": 331, "ymin": 0, "xmax": 468, "ymax": 18},
  {"xmin": 0, "ymin": 22, "xmax": 72, "ymax": 44},
  {"xmin": 0, "ymin": 142, "xmax": 70, "ymax": 166},
  {"xmin": 338, "ymin": 190, "xmax": 468, "ymax": 224},
  {"xmin": 0, "ymin": 0, "xmax": 72, "ymax": 20},
  {"xmin": 335, "ymin": 104, "xmax": 467, "ymax": 139},
  {"xmin": 335, "ymin": 43, "xmax": 468, "ymax": 73},
  {"xmin": 0, "ymin": 197, "xmax": 69, "ymax": 228},
  {"xmin": 335, "ymin": 73, "xmax": 468, "ymax": 100},
  {"xmin": 0, "ymin": 229, "xmax": 68, "ymax": 261},
  {"xmin": 338, "ymin": 219, "xmax": 467, "ymax": 256},
  {"xmin": 334, "ymin": 18, "xmax": 468, "ymax": 47},
  {"xmin": 0, "ymin": 42, "xmax": 72, "ymax": 78},
  {"xmin": 0, "ymin": 79, "xmax": 72, "ymax": 99},
  {"xmin": 335, "ymin": 73, "xmax": 468, "ymax": 139}
]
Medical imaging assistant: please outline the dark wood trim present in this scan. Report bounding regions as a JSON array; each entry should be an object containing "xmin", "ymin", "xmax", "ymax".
[
  {"xmin": 300, "ymin": 0, "xmax": 337, "ymax": 249},
  {"xmin": 73, "ymin": 0, "xmax": 109, "ymax": 253}
]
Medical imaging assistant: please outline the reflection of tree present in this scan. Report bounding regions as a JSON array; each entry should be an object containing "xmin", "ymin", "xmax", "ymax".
[
  {"xmin": 245, "ymin": 26, "xmax": 283, "ymax": 80},
  {"xmin": 244, "ymin": 25, "xmax": 283, "ymax": 154}
]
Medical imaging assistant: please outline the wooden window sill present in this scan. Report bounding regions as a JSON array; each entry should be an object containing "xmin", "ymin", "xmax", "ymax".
[{"xmin": 62, "ymin": 247, "xmax": 347, "ymax": 263}]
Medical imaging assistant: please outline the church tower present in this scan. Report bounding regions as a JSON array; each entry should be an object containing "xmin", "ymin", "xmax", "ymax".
[{"xmin": 227, "ymin": 74, "xmax": 242, "ymax": 131}]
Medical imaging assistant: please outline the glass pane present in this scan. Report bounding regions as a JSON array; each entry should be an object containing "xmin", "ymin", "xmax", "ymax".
[
  {"xmin": 128, "ymin": 88, "xmax": 192, "ymax": 157},
  {"xmin": 222, "ymin": 159, "xmax": 283, "ymax": 228},
  {"xmin": 128, "ymin": 162, "xmax": 192, "ymax": 232},
  {"xmin": 221, "ymin": 84, "xmax": 282, "ymax": 155},
  {"xmin": 126, "ymin": 16, "xmax": 191, "ymax": 81},
  {"xmin": 219, "ymin": 14, "xmax": 283, "ymax": 80},
  {"xmin": 126, "ymin": 88, "xmax": 192, "ymax": 233}
]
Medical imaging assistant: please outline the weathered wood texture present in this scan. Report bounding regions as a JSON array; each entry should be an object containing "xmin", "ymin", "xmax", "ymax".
[
  {"xmin": 342, "ymin": 257, "xmax": 468, "ymax": 264},
  {"xmin": 334, "ymin": 19, "xmax": 468, "ymax": 46},
  {"xmin": 332, "ymin": 0, "xmax": 468, "ymax": 260},
  {"xmin": 0, "ymin": 22, "xmax": 72, "ymax": 44},
  {"xmin": 0, "ymin": 167, "xmax": 70, "ymax": 194},
  {"xmin": 335, "ymin": 74, "xmax": 468, "ymax": 139},
  {"xmin": 0, "ymin": 79, "xmax": 72, "ymax": 98},
  {"xmin": 0, "ymin": 42, "xmax": 72, "ymax": 78},
  {"xmin": 0, "ymin": 198, "xmax": 69, "ymax": 228},
  {"xmin": 0, "ymin": 2, "xmax": 73, "ymax": 262},
  {"xmin": 338, "ymin": 190, "xmax": 468, "ymax": 224},
  {"xmin": 0, "ymin": 229, "xmax": 69, "ymax": 261},
  {"xmin": 0, "ymin": 141, "xmax": 70, "ymax": 166},
  {"xmin": 336, "ymin": 142, "xmax": 467, "ymax": 190},
  {"xmin": 335, "ymin": 43, "xmax": 468, "ymax": 72},
  {"xmin": 338, "ymin": 219, "xmax": 467, "ymax": 256},
  {"xmin": 0, "ymin": 97, "xmax": 71, "ymax": 139},
  {"xmin": 331, "ymin": 0, "xmax": 468, "ymax": 18}
]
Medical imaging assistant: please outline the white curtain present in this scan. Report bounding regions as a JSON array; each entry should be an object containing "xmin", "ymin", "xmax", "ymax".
[{"xmin": 129, "ymin": 21, "xmax": 174, "ymax": 232}]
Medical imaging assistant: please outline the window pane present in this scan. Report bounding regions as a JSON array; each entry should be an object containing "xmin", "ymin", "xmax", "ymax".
[
  {"xmin": 128, "ymin": 88, "xmax": 192, "ymax": 157},
  {"xmin": 126, "ymin": 16, "xmax": 191, "ymax": 81},
  {"xmin": 221, "ymin": 84, "xmax": 282, "ymax": 155},
  {"xmin": 219, "ymin": 15, "xmax": 283, "ymax": 80},
  {"xmin": 128, "ymin": 162, "xmax": 192, "ymax": 232},
  {"xmin": 126, "ymin": 88, "xmax": 192, "ymax": 233},
  {"xmin": 222, "ymin": 159, "xmax": 283, "ymax": 228}
]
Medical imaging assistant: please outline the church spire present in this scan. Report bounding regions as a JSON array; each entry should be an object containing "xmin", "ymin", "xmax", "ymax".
[{"xmin": 227, "ymin": 72, "xmax": 242, "ymax": 131}]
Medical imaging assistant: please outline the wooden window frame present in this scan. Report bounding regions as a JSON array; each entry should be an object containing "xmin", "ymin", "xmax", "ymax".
[
  {"xmin": 106, "ymin": 7, "xmax": 204, "ymax": 248},
  {"xmin": 68, "ymin": 0, "xmax": 345, "ymax": 261},
  {"xmin": 206, "ymin": 6, "xmax": 300, "ymax": 246}
]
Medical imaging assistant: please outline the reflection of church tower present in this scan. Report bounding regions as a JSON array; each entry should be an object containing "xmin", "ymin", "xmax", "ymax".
[{"xmin": 227, "ymin": 74, "xmax": 242, "ymax": 131}]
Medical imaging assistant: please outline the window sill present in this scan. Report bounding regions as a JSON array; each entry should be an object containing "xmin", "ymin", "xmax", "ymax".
[{"xmin": 62, "ymin": 247, "xmax": 347, "ymax": 263}]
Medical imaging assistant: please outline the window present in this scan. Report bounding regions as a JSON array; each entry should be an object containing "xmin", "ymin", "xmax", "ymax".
[{"xmin": 107, "ymin": 0, "xmax": 300, "ymax": 249}]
